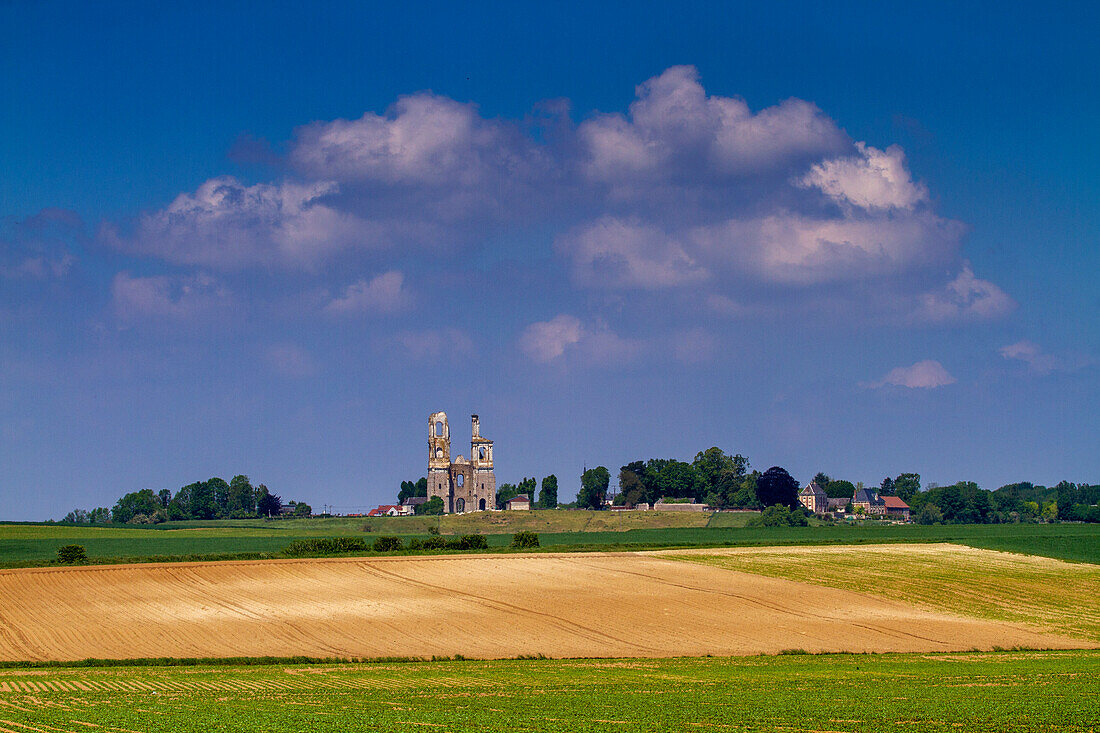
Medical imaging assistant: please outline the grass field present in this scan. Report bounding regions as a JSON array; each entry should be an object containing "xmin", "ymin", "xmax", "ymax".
[
  {"xmin": 0, "ymin": 651, "xmax": 1096, "ymax": 732},
  {"xmin": 669, "ymin": 543, "xmax": 1100, "ymax": 642},
  {"xmin": 1, "ymin": 515, "xmax": 1098, "ymax": 568}
]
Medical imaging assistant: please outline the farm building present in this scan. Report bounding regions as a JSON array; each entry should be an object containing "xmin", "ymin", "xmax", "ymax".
[
  {"xmin": 368, "ymin": 505, "xmax": 402, "ymax": 517},
  {"xmin": 506, "ymin": 494, "xmax": 531, "ymax": 511},
  {"xmin": 883, "ymin": 496, "xmax": 911, "ymax": 521},
  {"xmin": 852, "ymin": 488, "xmax": 887, "ymax": 516}
]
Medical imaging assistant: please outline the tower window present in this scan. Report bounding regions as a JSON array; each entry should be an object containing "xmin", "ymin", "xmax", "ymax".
[{"xmin": 456, "ymin": 474, "xmax": 464, "ymax": 487}]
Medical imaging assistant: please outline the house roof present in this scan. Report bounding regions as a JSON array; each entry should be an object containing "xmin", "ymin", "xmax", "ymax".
[
  {"xmin": 883, "ymin": 496, "xmax": 910, "ymax": 509},
  {"xmin": 853, "ymin": 488, "xmax": 885, "ymax": 506},
  {"xmin": 801, "ymin": 481, "xmax": 828, "ymax": 497},
  {"xmin": 827, "ymin": 497, "xmax": 848, "ymax": 507},
  {"xmin": 402, "ymin": 496, "xmax": 428, "ymax": 506},
  {"xmin": 509, "ymin": 494, "xmax": 530, "ymax": 503},
  {"xmin": 368, "ymin": 504, "xmax": 400, "ymax": 516}
]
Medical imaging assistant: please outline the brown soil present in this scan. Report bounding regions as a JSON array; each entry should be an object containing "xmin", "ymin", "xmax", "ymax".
[{"xmin": 0, "ymin": 553, "xmax": 1086, "ymax": 662}]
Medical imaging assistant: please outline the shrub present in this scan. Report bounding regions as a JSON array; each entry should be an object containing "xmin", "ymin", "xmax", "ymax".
[
  {"xmin": 407, "ymin": 538, "xmax": 423, "ymax": 550},
  {"xmin": 747, "ymin": 504, "xmax": 809, "ymax": 528},
  {"xmin": 427, "ymin": 525, "xmax": 440, "ymax": 535},
  {"xmin": 422, "ymin": 536, "xmax": 447, "ymax": 550},
  {"xmin": 56, "ymin": 545, "xmax": 87, "ymax": 564},
  {"xmin": 447, "ymin": 534, "xmax": 488, "ymax": 550},
  {"xmin": 372, "ymin": 536, "xmax": 403, "ymax": 552},
  {"xmin": 282, "ymin": 537, "xmax": 369, "ymax": 556},
  {"xmin": 511, "ymin": 531, "xmax": 540, "ymax": 548}
]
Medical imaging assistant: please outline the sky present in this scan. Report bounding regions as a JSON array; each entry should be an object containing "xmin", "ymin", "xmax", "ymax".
[{"xmin": 1, "ymin": 1, "xmax": 1097, "ymax": 520}]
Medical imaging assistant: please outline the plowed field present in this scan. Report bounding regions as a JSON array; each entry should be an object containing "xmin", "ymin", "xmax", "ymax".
[{"xmin": 0, "ymin": 551, "xmax": 1087, "ymax": 661}]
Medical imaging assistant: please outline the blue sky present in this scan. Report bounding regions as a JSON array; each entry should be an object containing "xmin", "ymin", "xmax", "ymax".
[{"xmin": 1, "ymin": 1, "xmax": 1097, "ymax": 519}]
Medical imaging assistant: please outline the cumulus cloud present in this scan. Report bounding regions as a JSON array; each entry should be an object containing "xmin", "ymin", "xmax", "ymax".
[
  {"xmin": 104, "ymin": 176, "xmax": 378, "ymax": 270},
  {"xmin": 999, "ymin": 340, "xmax": 1060, "ymax": 375},
  {"xmin": 556, "ymin": 217, "xmax": 708, "ymax": 289},
  {"xmin": 798, "ymin": 142, "xmax": 928, "ymax": 210},
  {"xmin": 866, "ymin": 360, "xmax": 957, "ymax": 389},
  {"xmin": 325, "ymin": 271, "xmax": 410, "ymax": 314},
  {"xmin": 111, "ymin": 271, "xmax": 230, "ymax": 322},
  {"xmin": 99, "ymin": 65, "xmax": 1008, "ymax": 330},
  {"xmin": 518, "ymin": 314, "xmax": 642, "ymax": 366},
  {"xmin": 290, "ymin": 93, "xmax": 547, "ymax": 188},
  {"xmin": 578, "ymin": 65, "xmax": 848, "ymax": 184},
  {"xmin": 915, "ymin": 262, "xmax": 1015, "ymax": 322},
  {"xmin": 518, "ymin": 314, "xmax": 584, "ymax": 362}
]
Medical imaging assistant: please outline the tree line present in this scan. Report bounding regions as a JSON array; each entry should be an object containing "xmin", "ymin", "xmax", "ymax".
[{"xmin": 58, "ymin": 475, "xmax": 311, "ymax": 525}]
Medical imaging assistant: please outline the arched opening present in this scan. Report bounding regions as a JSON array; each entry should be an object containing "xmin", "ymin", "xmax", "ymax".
[
  {"xmin": 435, "ymin": 421, "xmax": 444, "ymax": 436},
  {"xmin": 479, "ymin": 498, "xmax": 486, "ymax": 511},
  {"xmin": 479, "ymin": 447, "xmax": 486, "ymax": 459},
  {"xmin": 435, "ymin": 447, "xmax": 443, "ymax": 459},
  {"xmin": 455, "ymin": 498, "xmax": 465, "ymax": 513},
  {"xmin": 456, "ymin": 474, "xmax": 464, "ymax": 487}
]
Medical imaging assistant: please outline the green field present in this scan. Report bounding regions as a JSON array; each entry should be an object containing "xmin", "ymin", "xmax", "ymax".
[
  {"xmin": 0, "ymin": 651, "xmax": 1096, "ymax": 732},
  {"xmin": 670, "ymin": 543, "xmax": 1100, "ymax": 642},
  {"xmin": 1, "ymin": 515, "xmax": 1098, "ymax": 568}
]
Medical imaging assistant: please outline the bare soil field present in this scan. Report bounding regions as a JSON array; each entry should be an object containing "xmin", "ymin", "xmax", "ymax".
[{"xmin": 0, "ymin": 551, "xmax": 1087, "ymax": 662}]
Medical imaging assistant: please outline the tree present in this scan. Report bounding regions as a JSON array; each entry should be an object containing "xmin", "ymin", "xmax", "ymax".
[
  {"xmin": 227, "ymin": 475, "xmax": 256, "ymax": 517},
  {"xmin": 578, "ymin": 466, "xmax": 610, "ymax": 510},
  {"xmin": 916, "ymin": 504, "xmax": 944, "ymax": 525},
  {"xmin": 518, "ymin": 477, "xmax": 537, "ymax": 499},
  {"xmin": 112, "ymin": 489, "xmax": 161, "ymax": 524},
  {"xmin": 398, "ymin": 478, "xmax": 428, "ymax": 504},
  {"xmin": 617, "ymin": 461, "xmax": 647, "ymax": 506},
  {"xmin": 257, "ymin": 486, "xmax": 282, "ymax": 517},
  {"xmin": 880, "ymin": 477, "xmax": 896, "ymax": 495},
  {"xmin": 157, "ymin": 489, "xmax": 172, "ymax": 508},
  {"xmin": 539, "ymin": 475, "xmax": 558, "ymax": 509},
  {"xmin": 294, "ymin": 502, "xmax": 312, "ymax": 517},
  {"xmin": 188, "ymin": 481, "xmax": 218, "ymax": 520},
  {"xmin": 812, "ymin": 472, "xmax": 832, "ymax": 487},
  {"xmin": 415, "ymin": 496, "xmax": 445, "ymax": 516},
  {"xmin": 748, "ymin": 504, "xmax": 809, "ymax": 527},
  {"xmin": 893, "ymin": 474, "xmax": 921, "ymax": 502},
  {"xmin": 496, "ymin": 483, "xmax": 519, "ymax": 510},
  {"xmin": 824, "ymin": 479, "xmax": 856, "ymax": 499},
  {"xmin": 208, "ymin": 477, "xmax": 231, "ymax": 518},
  {"xmin": 693, "ymin": 448, "xmax": 748, "ymax": 503},
  {"xmin": 755, "ymin": 467, "xmax": 799, "ymax": 509}
]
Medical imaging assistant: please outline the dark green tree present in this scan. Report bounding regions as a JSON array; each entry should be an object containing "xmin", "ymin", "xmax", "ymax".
[
  {"xmin": 111, "ymin": 489, "xmax": 161, "ymax": 524},
  {"xmin": 893, "ymin": 473, "xmax": 922, "ymax": 502},
  {"xmin": 157, "ymin": 489, "xmax": 172, "ymax": 508},
  {"xmin": 578, "ymin": 466, "xmax": 610, "ymax": 510},
  {"xmin": 539, "ymin": 475, "xmax": 558, "ymax": 509},
  {"xmin": 496, "ymin": 483, "xmax": 519, "ymax": 509},
  {"xmin": 188, "ymin": 481, "xmax": 218, "ymax": 520},
  {"xmin": 755, "ymin": 467, "xmax": 800, "ymax": 509},
  {"xmin": 208, "ymin": 477, "xmax": 231, "ymax": 518},
  {"xmin": 256, "ymin": 486, "xmax": 282, "ymax": 517},
  {"xmin": 415, "ymin": 496, "xmax": 445, "ymax": 516}
]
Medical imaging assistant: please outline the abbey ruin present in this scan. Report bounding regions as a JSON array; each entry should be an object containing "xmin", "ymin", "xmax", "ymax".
[{"xmin": 427, "ymin": 412, "xmax": 496, "ymax": 514}]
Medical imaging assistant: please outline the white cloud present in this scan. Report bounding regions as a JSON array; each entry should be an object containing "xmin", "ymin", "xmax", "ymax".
[
  {"xmin": 325, "ymin": 271, "xmax": 410, "ymax": 314},
  {"xmin": 578, "ymin": 65, "xmax": 848, "ymax": 184},
  {"xmin": 867, "ymin": 360, "xmax": 957, "ymax": 389},
  {"xmin": 999, "ymin": 340, "xmax": 1060, "ymax": 375},
  {"xmin": 105, "ymin": 176, "xmax": 378, "ymax": 270},
  {"xmin": 915, "ymin": 262, "xmax": 1015, "ymax": 322},
  {"xmin": 290, "ymin": 93, "xmax": 546, "ymax": 187},
  {"xmin": 556, "ymin": 217, "xmax": 709, "ymax": 289},
  {"xmin": 518, "ymin": 315, "xmax": 584, "ymax": 362},
  {"xmin": 111, "ymin": 271, "xmax": 229, "ymax": 322},
  {"xmin": 798, "ymin": 142, "xmax": 929, "ymax": 210},
  {"xmin": 518, "ymin": 315, "xmax": 642, "ymax": 366}
]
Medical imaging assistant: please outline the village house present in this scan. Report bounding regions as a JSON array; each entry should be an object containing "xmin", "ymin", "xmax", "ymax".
[
  {"xmin": 883, "ymin": 496, "xmax": 911, "ymax": 521},
  {"xmin": 852, "ymin": 488, "xmax": 887, "ymax": 516},
  {"xmin": 367, "ymin": 505, "xmax": 402, "ymax": 517},
  {"xmin": 826, "ymin": 497, "xmax": 849, "ymax": 516},
  {"xmin": 798, "ymin": 481, "xmax": 829, "ymax": 514},
  {"xmin": 506, "ymin": 494, "xmax": 531, "ymax": 511}
]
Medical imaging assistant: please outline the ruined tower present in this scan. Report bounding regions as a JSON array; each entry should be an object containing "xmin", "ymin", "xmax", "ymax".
[{"xmin": 426, "ymin": 412, "xmax": 495, "ymax": 514}]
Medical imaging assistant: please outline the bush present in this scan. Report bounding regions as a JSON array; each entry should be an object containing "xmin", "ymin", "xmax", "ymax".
[
  {"xmin": 372, "ymin": 536, "xmax": 403, "ymax": 552},
  {"xmin": 407, "ymin": 538, "xmax": 423, "ymax": 550},
  {"xmin": 511, "ymin": 531, "xmax": 540, "ymax": 548},
  {"xmin": 747, "ymin": 504, "xmax": 809, "ymax": 528},
  {"xmin": 427, "ymin": 525, "xmax": 440, "ymax": 535},
  {"xmin": 282, "ymin": 537, "xmax": 369, "ymax": 556},
  {"xmin": 447, "ymin": 534, "xmax": 488, "ymax": 550},
  {"xmin": 422, "ymin": 536, "xmax": 447, "ymax": 550},
  {"xmin": 56, "ymin": 545, "xmax": 87, "ymax": 564}
]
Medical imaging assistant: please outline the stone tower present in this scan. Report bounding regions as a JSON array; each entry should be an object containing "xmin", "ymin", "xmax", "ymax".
[{"xmin": 426, "ymin": 411, "xmax": 495, "ymax": 513}]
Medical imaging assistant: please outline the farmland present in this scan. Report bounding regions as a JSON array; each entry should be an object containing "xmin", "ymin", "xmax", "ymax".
[
  {"xmin": 0, "ymin": 651, "xmax": 1097, "ymax": 732},
  {"xmin": 2, "ymin": 515, "xmax": 1098, "ymax": 568},
  {"xmin": 0, "ymin": 548, "xmax": 1088, "ymax": 662},
  {"xmin": 666, "ymin": 543, "xmax": 1100, "ymax": 642}
]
